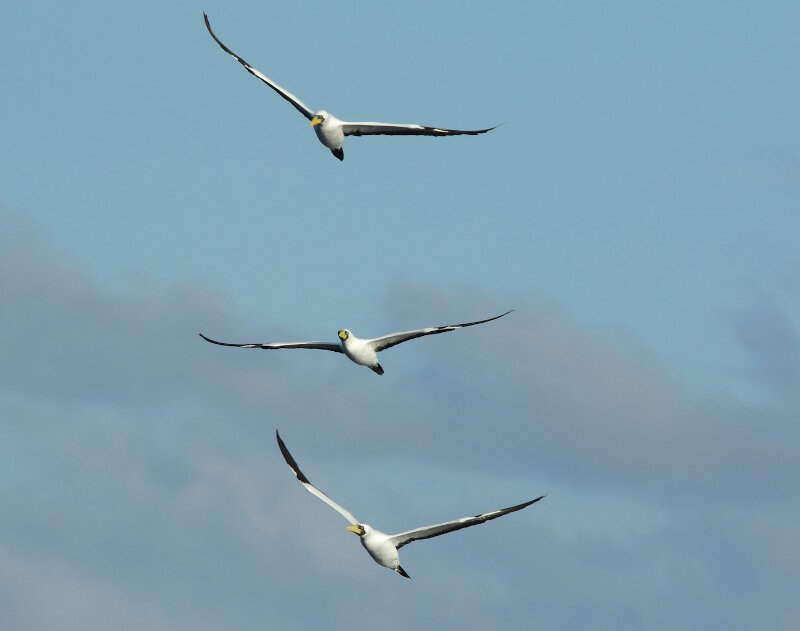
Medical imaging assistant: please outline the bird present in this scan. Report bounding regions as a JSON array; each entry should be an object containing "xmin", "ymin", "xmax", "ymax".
[
  {"xmin": 276, "ymin": 430, "xmax": 544, "ymax": 578},
  {"xmin": 199, "ymin": 310, "xmax": 512, "ymax": 375},
  {"xmin": 203, "ymin": 13, "xmax": 497, "ymax": 161}
]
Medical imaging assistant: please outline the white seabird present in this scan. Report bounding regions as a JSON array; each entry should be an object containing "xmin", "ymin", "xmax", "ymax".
[
  {"xmin": 199, "ymin": 310, "xmax": 512, "ymax": 375},
  {"xmin": 276, "ymin": 431, "xmax": 544, "ymax": 578},
  {"xmin": 203, "ymin": 13, "xmax": 497, "ymax": 161}
]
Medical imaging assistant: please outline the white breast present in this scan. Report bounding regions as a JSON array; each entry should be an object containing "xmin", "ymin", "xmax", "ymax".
[
  {"xmin": 361, "ymin": 530, "xmax": 399, "ymax": 569},
  {"xmin": 342, "ymin": 335, "xmax": 378, "ymax": 367},
  {"xmin": 314, "ymin": 115, "xmax": 345, "ymax": 149}
]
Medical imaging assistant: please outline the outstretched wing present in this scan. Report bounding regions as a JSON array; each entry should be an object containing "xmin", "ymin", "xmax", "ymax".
[
  {"xmin": 276, "ymin": 431, "xmax": 359, "ymax": 526},
  {"xmin": 341, "ymin": 121, "xmax": 497, "ymax": 137},
  {"xmin": 389, "ymin": 496, "xmax": 544, "ymax": 550},
  {"xmin": 204, "ymin": 13, "xmax": 315, "ymax": 120},
  {"xmin": 368, "ymin": 310, "xmax": 513, "ymax": 353},
  {"xmin": 199, "ymin": 332, "xmax": 342, "ymax": 353}
]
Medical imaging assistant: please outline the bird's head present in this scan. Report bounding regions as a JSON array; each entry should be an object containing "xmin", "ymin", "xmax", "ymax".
[
  {"xmin": 346, "ymin": 524, "xmax": 366, "ymax": 536},
  {"xmin": 338, "ymin": 329, "xmax": 350, "ymax": 341},
  {"xmin": 310, "ymin": 110, "xmax": 328, "ymax": 127}
]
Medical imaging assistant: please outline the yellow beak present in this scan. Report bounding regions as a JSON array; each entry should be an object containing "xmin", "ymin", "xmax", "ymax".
[
  {"xmin": 346, "ymin": 525, "xmax": 362, "ymax": 535},
  {"xmin": 338, "ymin": 330, "xmax": 348, "ymax": 341},
  {"xmin": 310, "ymin": 115, "xmax": 323, "ymax": 127}
]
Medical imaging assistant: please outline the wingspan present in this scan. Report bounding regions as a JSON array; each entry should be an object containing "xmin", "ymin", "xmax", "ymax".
[
  {"xmin": 203, "ymin": 13, "xmax": 315, "ymax": 120},
  {"xmin": 276, "ymin": 431, "xmax": 359, "ymax": 526},
  {"xmin": 388, "ymin": 496, "xmax": 544, "ymax": 550},
  {"xmin": 369, "ymin": 310, "xmax": 513, "ymax": 353},
  {"xmin": 199, "ymin": 332, "xmax": 343, "ymax": 353},
  {"xmin": 341, "ymin": 121, "xmax": 497, "ymax": 137}
]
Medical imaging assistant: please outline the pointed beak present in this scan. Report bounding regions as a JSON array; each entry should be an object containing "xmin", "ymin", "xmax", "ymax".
[
  {"xmin": 310, "ymin": 115, "xmax": 323, "ymax": 127},
  {"xmin": 346, "ymin": 525, "xmax": 363, "ymax": 535},
  {"xmin": 338, "ymin": 330, "xmax": 347, "ymax": 341}
]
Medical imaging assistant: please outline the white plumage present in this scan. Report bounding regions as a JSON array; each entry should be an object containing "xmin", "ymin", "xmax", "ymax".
[
  {"xmin": 276, "ymin": 431, "xmax": 544, "ymax": 578},
  {"xmin": 200, "ymin": 310, "xmax": 512, "ymax": 375},
  {"xmin": 204, "ymin": 13, "xmax": 497, "ymax": 161}
]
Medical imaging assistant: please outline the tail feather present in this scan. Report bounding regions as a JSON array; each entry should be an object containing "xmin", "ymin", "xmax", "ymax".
[
  {"xmin": 369, "ymin": 364, "xmax": 384, "ymax": 376},
  {"xmin": 331, "ymin": 147, "xmax": 344, "ymax": 161},
  {"xmin": 396, "ymin": 565, "xmax": 410, "ymax": 579}
]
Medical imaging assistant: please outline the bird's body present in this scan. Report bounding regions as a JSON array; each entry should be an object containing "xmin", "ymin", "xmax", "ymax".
[
  {"xmin": 353, "ymin": 525, "xmax": 401, "ymax": 572},
  {"xmin": 203, "ymin": 13, "xmax": 497, "ymax": 160},
  {"xmin": 199, "ymin": 310, "xmax": 512, "ymax": 376},
  {"xmin": 276, "ymin": 431, "xmax": 544, "ymax": 578},
  {"xmin": 311, "ymin": 110, "xmax": 345, "ymax": 153},
  {"xmin": 337, "ymin": 330, "xmax": 383, "ymax": 374}
]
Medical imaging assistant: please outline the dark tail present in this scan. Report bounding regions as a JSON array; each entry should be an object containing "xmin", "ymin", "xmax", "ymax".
[
  {"xmin": 331, "ymin": 147, "xmax": 344, "ymax": 161},
  {"xmin": 396, "ymin": 566, "xmax": 410, "ymax": 579},
  {"xmin": 369, "ymin": 364, "xmax": 384, "ymax": 376}
]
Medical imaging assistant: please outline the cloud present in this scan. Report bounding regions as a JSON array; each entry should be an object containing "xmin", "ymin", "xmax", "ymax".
[
  {"xmin": 1, "ymin": 210, "xmax": 798, "ymax": 630},
  {"xmin": 379, "ymin": 283, "xmax": 800, "ymax": 498},
  {"xmin": 734, "ymin": 300, "xmax": 800, "ymax": 401}
]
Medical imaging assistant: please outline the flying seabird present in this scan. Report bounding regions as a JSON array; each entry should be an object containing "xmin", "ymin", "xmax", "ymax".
[
  {"xmin": 199, "ymin": 310, "xmax": 512, "ymax": 375},
  {"xmin": 276, "ymin": 431, "xmax": 544, "ymax": 578},
  {"xmin": 203, "ymin": 13, "xmax": 497, "ymax": 161}
]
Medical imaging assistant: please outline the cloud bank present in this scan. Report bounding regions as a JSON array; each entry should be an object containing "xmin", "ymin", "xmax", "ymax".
[{"xmin": 1, "ymin": 210, "xmax": 797, "ymax": 630}]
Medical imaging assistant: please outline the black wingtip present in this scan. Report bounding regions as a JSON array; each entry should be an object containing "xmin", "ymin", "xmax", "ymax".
[
  {"xmin": 495, "ymin": 495, "xmax": 546, "ymax": 518},
  {"xmin": 457, "ymin": 309, "xmax": 514, "ymax": 329},
  {"xmin": 522, "ymin": 495, "xmax": 546, "ymax": 509},
  {"xmin": 275, "ymin": 430, "xmax": 311, "ymax": 485},
  {"xmin": 476, "ymin": 123, "xmax": 502, "ymax": 134},
  {"xmin": 275, "ymin": 429, "xmax": 290, "ymax": 459},
  {"xmin": 464, "ymin": 124, "xmax": 499, "ymax": 135},
  {"xmin": 397, "ymin": 566, "xmax": 411, "ymax": 579},
  {"xmin": 276, "ymin": 429, "xmax": 289, "ymax": 455},
  {"xmin": 483, "ymin": 309, "xmax": 513, "ymax": 323}
]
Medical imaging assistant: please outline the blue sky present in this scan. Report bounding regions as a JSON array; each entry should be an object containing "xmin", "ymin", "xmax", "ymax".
[{"xmin": 1, "ymin": 1, "xmax": 799, "ymax": 629}]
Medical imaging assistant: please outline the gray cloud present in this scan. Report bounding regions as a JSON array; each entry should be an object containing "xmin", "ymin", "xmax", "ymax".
[
  {"xmin": 379, "ymin": 283, "xmax": 800, "ymax": 498},
  {"xmin": 1, "ymin": 211, "xmax": 798, "ymax": 630},
  {"xmin": 734, "ymin": 300, "xmax": 800, "ymax": 401}
]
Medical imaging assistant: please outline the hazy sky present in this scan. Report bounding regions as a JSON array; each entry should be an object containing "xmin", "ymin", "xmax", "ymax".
[{"xmin": 1, "ymin": 1, "xmax": 799, "ymax": 629}]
